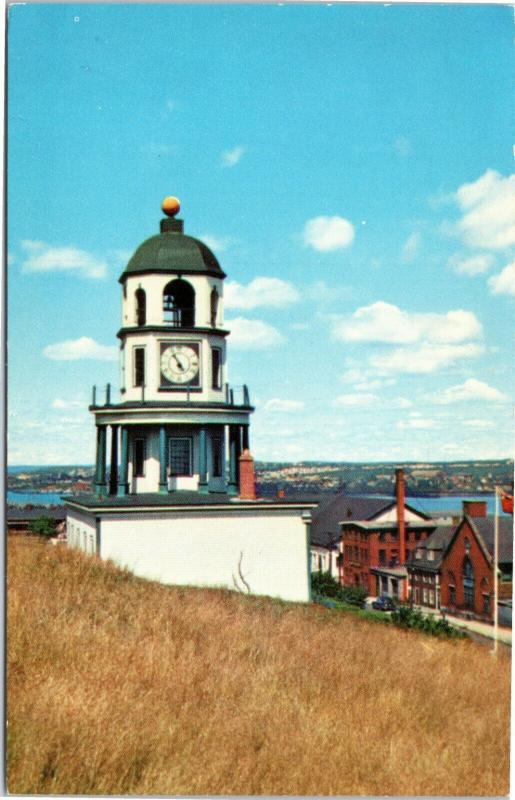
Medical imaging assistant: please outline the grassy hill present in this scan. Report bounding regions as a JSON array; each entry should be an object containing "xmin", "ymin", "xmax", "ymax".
[{"xmin": 7, "ymin": 537, "xmax": 511, "ymax": 795}]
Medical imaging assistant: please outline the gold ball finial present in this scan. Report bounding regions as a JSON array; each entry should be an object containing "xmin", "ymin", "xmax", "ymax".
[{"xmin": 161, "ymin": 196, "xmax": 181, "ymax": 217}]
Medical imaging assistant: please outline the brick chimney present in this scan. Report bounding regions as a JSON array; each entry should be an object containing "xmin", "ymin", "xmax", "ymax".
[
  {"xmin": 395, "ymin": 467, "xmax": 406, "ymax": 564},
  {"xmin": 238, "ymin": 449, "xmax": 256, "ymax": 500},
  {"xmin": 462, "ymin": 500, "xmax": 487, "ymax": 518}
]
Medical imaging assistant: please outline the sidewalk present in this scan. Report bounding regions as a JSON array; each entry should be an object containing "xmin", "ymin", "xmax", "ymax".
[{"xmin": 413, "ymin": 605, "xmax": 512, "ymax": 645}]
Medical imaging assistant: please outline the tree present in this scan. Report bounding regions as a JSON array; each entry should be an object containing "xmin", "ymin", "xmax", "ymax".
[{"xmin": 28, "ymin": 516, "xmax": 56, "ymax": 539}]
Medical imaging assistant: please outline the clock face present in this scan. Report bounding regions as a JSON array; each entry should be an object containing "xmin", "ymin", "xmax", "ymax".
[{"xmin": 160, "ymin": 343, "xmax": 200, "ymax": 385}]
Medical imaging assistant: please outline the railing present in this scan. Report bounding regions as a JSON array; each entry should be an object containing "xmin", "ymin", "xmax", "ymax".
[
  {"xmin": 225, "ymin": 384, "xmax": 251, "ymax": 406},
  {"xmin": 162, "ymin": 306, "xmax": 195, "ymax": 327},
  {"xmin": 91, "ymin": 382, "xmax": 251, "ymax": 407},
  {"xmin": 92, "ymin": 384, "xmax": 113, "ymax": 407}
]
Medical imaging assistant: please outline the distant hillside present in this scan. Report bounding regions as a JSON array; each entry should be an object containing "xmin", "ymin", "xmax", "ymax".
[
  {"xmin": 7, "ymin": 459, "xmax": 513, "ymax": 498},
  {"xmin": 7, "ymin": 537, "xmax": 510, "ymax": 796},
  {"xmin": 256, "ymin": 458, "xmax": 513, "ymax": 496}
]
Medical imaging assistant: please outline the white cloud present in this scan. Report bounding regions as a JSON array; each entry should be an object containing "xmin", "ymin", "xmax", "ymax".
[
  {"xmin": 369, "ymin": 343, "xmax": 484, "ymax": 374},
  {"xmin": 448, "ymin": 252, "xmax": 494, "ymax": 276},
  {"xmin": 43, "ymin": 337, "xmax": 118, "ymax": 361},
  {"xmin": 199, "ymin": 234, "xmax": 232, "ymax": 253},
  {"xmin": 51, "ymin": 398, "xmax": 84, "ymax": 410},
  {"xmin": 432, "ymin": 378, "xmax": 508, "ymax": 405},
  {"xmin": 221, "ymin": 145, "xmax": 246, "ymax": 167},
  {"xmin": 332, "ymin": 302, "xmax": 482, "ymax": 345},
  {"xmin": 302, "ymin": 216, "xmax": 355, "ymax": 252},
  {"xmin": 390, "ymin": 397, "xmax": 412, "ymax": 409},
  {"xmin": 21, "ymin": 240, "xmax": 107, "ymax": 279},
  {"xmin": 226, "ymin": 317, "xmax": 284, "ymax": 349},
  {"xmin": 225, "ymin": 277, "xmax": 299, "ymax": 310},
  {"xmin": 264, "ymin": 398, "xmax": 305, "ymax": 413},
  {"xmin": 397, "ymin": 418, "xmax": 437, "ymax": 430},
  {"xmin": 402, "ymin": 232, "xmax": 421, "ymax": 263},
  {"xmin": 462, "ymin": 419, "xmax": 495, "ymax": 429},
  {"xmin": 488, "ymin": 261, "xmax": 515, "ymax": 296},
  {"xmin": 332, "ymin": 393, "xmax": 379, "ymax": 407},
  {"xmin": 452, "ymin": 170, "xmax": 515, "ymax": 250}
]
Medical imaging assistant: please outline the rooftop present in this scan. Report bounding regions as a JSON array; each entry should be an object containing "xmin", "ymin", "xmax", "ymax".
[{"xmin": 119, "ymin": 200, "xmax": 226, "ymax": 281}]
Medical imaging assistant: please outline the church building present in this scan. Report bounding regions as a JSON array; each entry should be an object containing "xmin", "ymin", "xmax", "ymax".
[{"xmin": 65, "ymin": 197, "xmax": 315, "ymax": 603}]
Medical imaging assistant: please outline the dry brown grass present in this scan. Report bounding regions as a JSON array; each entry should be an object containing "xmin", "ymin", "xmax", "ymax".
[{"xmin": 7, "ymin": 536, "xmax": 511, "ymax": 796}]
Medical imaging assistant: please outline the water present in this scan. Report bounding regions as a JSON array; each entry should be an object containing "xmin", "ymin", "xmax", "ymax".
[
  {"xmin": 7, "ymin": 491, "xmax": 71, "ymax": 506},
  {"xmin": 6, "ymin": 490, "xmax": 508, "ymax": 515}
]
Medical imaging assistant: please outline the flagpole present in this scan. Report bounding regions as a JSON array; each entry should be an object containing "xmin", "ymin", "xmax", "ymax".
[{"xmin": 492, "ymin": 486, "xmax": 499, "ymax": 656}]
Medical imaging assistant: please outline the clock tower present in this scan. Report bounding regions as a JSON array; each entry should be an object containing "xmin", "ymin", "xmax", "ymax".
[{"xmin": 90, "ymin": 197, "xmax": 254, "ymax": 497}]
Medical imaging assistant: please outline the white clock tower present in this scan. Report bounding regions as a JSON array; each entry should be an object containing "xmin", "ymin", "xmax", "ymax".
[{"xmin": 90, "ymin": 196, "xmax": 253, "ymax": 497}]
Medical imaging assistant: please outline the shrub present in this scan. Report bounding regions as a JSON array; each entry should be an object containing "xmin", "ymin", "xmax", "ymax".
[
  {"xmin": 310, "ymin": 571, "xmax": 367, "ymax": 607},
  {"xmin": 28, "ymin": 516, "xmax": 56, "ymax": 539},
  {"xmin": 391, "ymin": 605, "xmax": 466, "ymax": 639}
]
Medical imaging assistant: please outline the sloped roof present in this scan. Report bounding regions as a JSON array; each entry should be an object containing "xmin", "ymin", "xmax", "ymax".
[
  {"xmin": 7, "ymin": 506, "xmax": 67, "ymax": 521},
  {"xmin": 310, "ymin": 495, "xmax": 391, "ymax": 547},
  {"xmin": 471, "ymin": 516, "xmax": 513, "ymax": 564},
  {"xmin": 408, "ymin": 525, "xmax": 454, "ymax": 571}
]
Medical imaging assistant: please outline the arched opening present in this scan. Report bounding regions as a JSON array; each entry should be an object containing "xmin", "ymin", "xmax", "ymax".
[
  {"xmin": 210, "ymin": 287, "xmax": 219, "ymax": 327},
  {"xmin": 447, "ymin": 570, "xmax": 456, "ymax": 607},
  {"xmin": 462, "ymin": 556, "xmax": 475, "ymax": 610},
  {"xmin": 135, "ymin": 288, "xmax": 146, "ymax": 326},
  {"xmin": 163, "ymin": 279, "xmax": 195, "ymax": 327}
]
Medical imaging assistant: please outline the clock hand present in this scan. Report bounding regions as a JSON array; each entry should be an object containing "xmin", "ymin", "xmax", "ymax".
[{"xmin": 172, "ymin": 354, "xmax": 185, "ymax": 371}]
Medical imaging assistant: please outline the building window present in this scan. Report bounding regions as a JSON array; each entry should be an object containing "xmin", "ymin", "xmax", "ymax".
[
  {"xmin": 379, "ymin": 549, "xmax": 386, "ymax": 565},
  {"xmin": 483, "ymin": 593, "xmax": 491, "ymax": 614},
  {"xmin": 429, "ymin": 590, "xmax": 435, "ymax": 607},
  {"xmin": 463, "ymin": 557, "xmax": 475, "ymax": 610},
  {"xmin": 422, "ymin": 588, "xmax": 428, "ymax": 604},
  {"xmin": 134, "ymin": 347, "xmax": 145, "ymax": 387},
  {"xmin": 212, "ymin": 433, "xmax": 223, "ymax": 478},
  {"xmin": 212, "ymin": 347, "xmax": 222, "ymax": 389},
  {"xmin": 163, "ymin": 279, "xmax": 195, "ymax": 327},
  {"xmin": 135, "ymin": 288, "xmax": 146, "ymax": 326},
  {"xmin": 134, "ymin": 438, "xmax": 146, "ymax": 477},
  {"xmin": 169, "ymin": 437, "xmax": 192, "ymax": 476}
]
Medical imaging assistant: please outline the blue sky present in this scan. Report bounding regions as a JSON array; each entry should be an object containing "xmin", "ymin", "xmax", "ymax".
[{"xmin": 7, "ymin": 3, "xmax": 514, "ymax": 465}]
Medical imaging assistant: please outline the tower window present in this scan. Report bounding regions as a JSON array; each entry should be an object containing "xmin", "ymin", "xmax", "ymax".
[
  {"xmin": 169, "ymin": 437, "xmax": 192, "ymax": 476},
  {"xmin": 212, "ymin": 433, "xmax": 223, "ymax": 478},
  {"xmin": 134, "ymin": 438, "xmax": 146, "ymax": 477},
  {"xmin": 163, "ymin": 279, "xmax": 195, "ymax": 327},
  {"xmin": 134, "ymin": 347, "xmax": 145, "ymax": 387},
  {"xmin": 135, "ymin": 288, "xmax": 146, "ymax": 326},
  {"xmin": 210, "ymin": 287, "xmax": 219, "ymax": 327},
  {"xmin": 212, "ymin": 347, "xmax": 222, "ymax": 389}
]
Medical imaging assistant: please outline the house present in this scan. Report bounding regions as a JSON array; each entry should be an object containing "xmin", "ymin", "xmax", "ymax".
[
  {"xmin": 7, "ymin": 506, "xmax": 67, "ymax": 536},
  {"xmin": 310, "ymin": 494, "xmax": 391, "ymax": 579},
  {"xmin": 65, "ymin": 197, "xmax": 316, "ymax": 604},
  {"xmin": 309, "ymin": 469, "xmax": 437, "ymax": 600},
  {"xmin": 408, "ymin": 500, "xmax": 513, "ymax": 623},
  {"xmin": 341, "ymin": 470, "xmax": 436, "ymax": 600}
]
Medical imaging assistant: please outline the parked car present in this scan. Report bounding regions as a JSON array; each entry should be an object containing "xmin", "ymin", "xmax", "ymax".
[{"xmin": 372, "ymin": 595, "xmax": 396, "ymax": 612}]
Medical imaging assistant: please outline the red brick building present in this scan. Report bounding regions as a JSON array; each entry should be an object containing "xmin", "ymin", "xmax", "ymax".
[
  {"xmin": 408, "ymin": 501, "xmax": 513, "ymax": 623},
  {"xmin": 339, "ymin": 469, "xmax": 435, "ymax": 600}
]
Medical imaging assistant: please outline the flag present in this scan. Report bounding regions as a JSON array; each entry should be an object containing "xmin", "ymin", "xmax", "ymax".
[{"xmin": 501, "ymin": 491, "xmax": 513, "ymax": 515}]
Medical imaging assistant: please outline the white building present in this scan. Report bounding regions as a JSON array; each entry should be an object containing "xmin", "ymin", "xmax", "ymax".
[{"xmin": 65, "ymin": 197, "xmax": 315, "ymax": 603}]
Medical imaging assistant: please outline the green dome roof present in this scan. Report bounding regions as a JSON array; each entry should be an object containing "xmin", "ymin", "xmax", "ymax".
[{"xmin": 120, "ymin": 218, "xmax": 226, "ymax": 281}]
